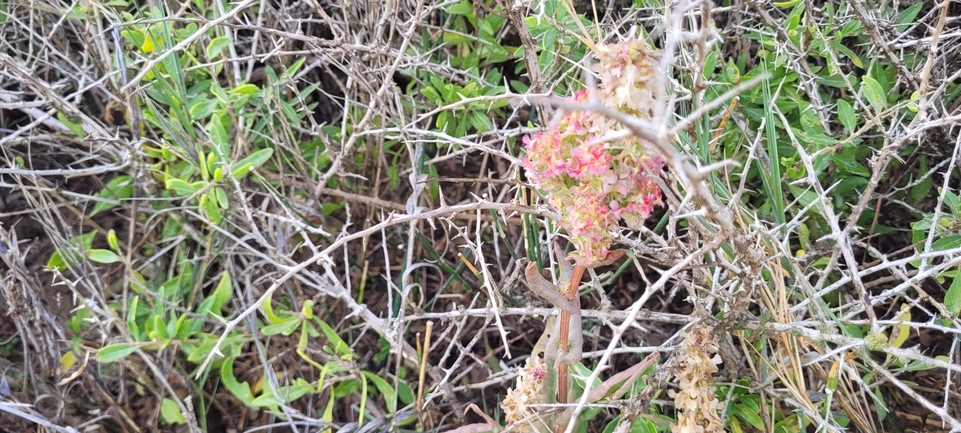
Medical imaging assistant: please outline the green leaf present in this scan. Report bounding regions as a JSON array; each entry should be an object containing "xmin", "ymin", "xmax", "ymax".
[
  {"xmin": 932, "ymin": 236, "xmax": 961, "ymax": 251},
  {"xmin": 725, "ymin": 59, "xmax": 741, "ymax": 83},
  {"xmin": 232, "ymin": 148, "xmax": 274, "ymax": 180},
  {"xmin": 838, "ymin": 20, "xmax": 863, "ymax": 38},
  {"xmin": 816, "ymin": 74, "xmax": 848, "ymax": 88},
  {"xmin": 97, "ymin": 343, "xmax": 139, "ymax": 363},
  {"xmin": 477, "ymin": 18, "xmax": 493, "ymax": 36},
  {"xmin": 261, "ymin": 317, "xmax": 302, "ymax": 336},
  {"xmin": 251, "ymin": 379, "xmax": 313, "ymax": 406},
  {"xmin": 947, "ymin": 272, "xmax": 961, "ymax": 315},
  {"xmin": 759, "ymin": 66, "xmax": 786, "ymax": 232},
  {"xmin": 909, "ymin": 156, "xmax": 933, "ymax": 203},
  {"xmin": 737, "ymin": 394, "xmax": 761, "ymax": 412},
  {"xmin": 209, "ymin": 114, "xmax": 229, "ymax": 150},
  {"xmin": 107, "ymin": 230, "xmax": 119, "ymax": 250},
  {"xmin": 178, "ymin": 317, "xmax": 202, "ymax": 340},
  {"xmin": 120, "ymin": 29, "xmax": 146, "ymax": 48},
  {"xmin": 197, "ymin": 149, "xmax": 209, "ymax": 181},
  {"xmin": 221, "ymin": 358, "xmax": 256, "ymax": 407},
  {"xmin": 435, "ymin": 111, "xmax": 448, "ymax": 130},
  {"xmin": 397, "ymin": 382, "xmax": 414, "ymax": 405},
  {"xmin": 363, "ymin": 371, "xmax": 396, "ymax": 413},
  {"xmin": 126, "ymin": 296, "xmax": 141, "ymax": 339},
  {"xmin": 213, "ymin": 186, "xmax": 229, "ymax": 209},
  {"xmin": 837, "ymin": 99, "xmax": 857, "ymax": 132},
  {"xmin": 206, "ymin": 36, "xmax": 232, "ymax": 59},
  {"xmin": 772, "ymin": 0, "xmax": 801, "ymax": 7},
  {"xmin": 262, "ymin": 293, "xmax": 287, "ymax": 324},
  {"xmin": 230, "ymin": 84, "xmax": 260, "ymax": 96},
  {"xmin": 186, "ymin": 334, "xmax": 244, "ymax": 364},
  {"xmin": 873, "ymin": 387, "xmax": 888, "ymax": 421},
  {"xmin": 44, "ymin": 253, "xmax": 63, "ymax": 271},
  {"xmin": 602, "ymin": 416, "xmax": 622, "ymax": 433},
  {"xmin": 57, "ymin": 112, "xmax": 85, "ymax": 137},
  {"xmin": 165, "ymin": 179, "xmax": 205, "ymax": 195},
  {"xmin": 47, "ymin": 231, "xmax": 96, "ymax": 270},
  {"xmin": 734, "ymin": 404, "xmax": 764, "ymax": 430},
  {"xmin": 333, "ymin": 379, "xmax": 360, "ymax": 398},
  {"xmin": 315, "ymin": 318, "xmax": 352, "ymax": 360},
  {"xmin": 897, "ymin": 3, "xmax": 923, "ymax": 30},
  {"xmin": 280, "ymin": 100, "xmax": 299, "ymax": 124},
  {"xmin": 287, "ymin": 57, "xmax": 307, "ymax": 77},
  {"xmin": 773, "ymin": 414, "xmax": 804, "ymax": 433},
  {"xmin": 944, "ymin": 188, "xmax": 961, "ymax": 212},
  {"xmin": 91, "ymin": 175, "xmax": 134, "ymax": 216},
  {"xmin": 471, "ymin": 111, "xmax": 493, "ymax": 132},
  {"xmin": 189, "ymin": 99, "xmax": 219, "ymax": 120},
  {"xmin": 830, "ymin": 41, "xmax": 863, "ymax": 69},
  {"xmin": 203, "ymin": 193, "xmax": 222, "ymax": 224},
  {"xmin": 87, "ymin": 249, "xmax": 122, "ymax": 264},
  {"xmin": 160, "ymin": 398, "xmax": 186, "ymax": 424},
  {"xmin": 448, "ymin": 1, "xmax": 473, "ymax": 15},
  {"xmin": 630, "ymin": 418, "xmax": 657, "ymax": 433},
  {"xmin": 861, "ymin": 76, "xmax": 886, "ymax": 112},
  {"xmin": 832, "ymin": 154, "xmax": 870, "ymax": 177},
  {"xmin": 321, "ymin": 202, "xmax": 344, "ymax": 216},
  {"xmin": 209, "ymin": 272, "xmax": 232, "ymax": 315},
  {"xmin": 702, "ymin": 52, "xmax": 718, "ymax": 78}
]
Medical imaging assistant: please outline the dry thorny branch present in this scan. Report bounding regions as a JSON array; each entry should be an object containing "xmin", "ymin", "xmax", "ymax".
[{"xmin": 0, "ymin": 0, "xmax": 960, "ymax": 432}]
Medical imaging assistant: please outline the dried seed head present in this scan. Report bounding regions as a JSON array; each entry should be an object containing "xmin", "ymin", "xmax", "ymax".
[{"xmin": 671, "ymin": 327, "xmax": 725, "ymax": 433}]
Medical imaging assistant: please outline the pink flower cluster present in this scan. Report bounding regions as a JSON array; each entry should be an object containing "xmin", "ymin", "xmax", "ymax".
[{"xmin": 523, "ymin": 39, "xmax": 663, "ymax": 266}]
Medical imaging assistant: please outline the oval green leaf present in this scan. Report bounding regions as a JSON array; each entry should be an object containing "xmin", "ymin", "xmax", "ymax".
[
  {"xmin": 206, "ymin": 36, "xmax": 232, "ymax": 59},
  {"xmin": 213, "ymin": 186, "xmax": 229, "ymax": 209},
  {"xmin": 261, "ymin": 317, "xmax": 302, "ymax": 336},
  {"xmin": 837, "ymin": 99, "xmax": 856, "ymax": 132},
  {"xmin": 210, "ymin": 272, "xmax": 232, "ymax": 315},
  {"xmin": 315, "ymin": 318, "xmax": 351, "ymax": 360},
  {"xmin": 947, "ymin": 273, "xmax": 961, "ymax": 315},
  {"xmin": 832, "ymin": 155, "xmax": 870, "ymax": 177},
  {"xmin": 160, "ymin": 398, "xmax": 187, "ymax": 425},
  {"xmin": 107, "ymin": 230, "xmax": 119, "ymax": 250},
  {"xmin": 91, "ymin": 175, "xmax": 134, "ymax": 216},
  {"xmin": 203, "ymin": 194, "xmax": 222, "ymax": 225},
  {"xmin": 363, "ymin": 371, "xmax": 396, "ymax": 413},
  {"xmin": 232, "ymin": 148, "xmax": 274, "ymax": 180},
  {"xmin": 861, "ymin": 76, "xmax": 886, "ymax": 112},
  {"xmin": 230, "ymin": 84, "xmax": 259, "ymax": 96},
  {"xmin": 165, "ymin": 179, "xmax": 204, "ymax": 195},
  {"xmin": 97, "ymin": 343, "xmax": 139, "ymax": 363},
  {"xmin": 87, "ymin": 249, "xmax": 122, "ymax": 264}
]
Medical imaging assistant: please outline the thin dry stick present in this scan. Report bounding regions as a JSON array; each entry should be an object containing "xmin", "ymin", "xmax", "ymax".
[
  {"xmin": 314, "ymin": 0, "xmax": 426, "ymax": 196},
  {"xmin": 195, "ymin": 200, "xmax": 548, "ymax": 378},
  {"xmin": 417, "ymin": 320, "xmax": 434, "ymax": 419}
]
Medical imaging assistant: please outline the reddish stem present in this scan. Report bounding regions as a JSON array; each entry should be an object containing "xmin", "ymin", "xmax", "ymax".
[
  {"xmin": 556, "ymin": 265, "xmax": 585, "ymax": 407},
  {"xmin": 557, "ymin": 314, "xmax": 570, "ymax": 404}
]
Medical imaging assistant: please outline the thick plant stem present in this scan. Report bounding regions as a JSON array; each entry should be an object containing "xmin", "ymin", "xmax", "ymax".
[
  {"xmin": 557, "ymin": 316, "xmax": 570, "ymax": 403},
  {"xmin": 556, "ymin": 265, "xmax": 585, "ymax": 406}
]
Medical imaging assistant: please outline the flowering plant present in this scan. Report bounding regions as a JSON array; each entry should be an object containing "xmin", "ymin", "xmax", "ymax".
[
  {"xmin": 523, "ymin": 39, "xmax": 664, "ymax": 266},
  {"xmin": 499, "ymin": 38, "xmax": 665, "ymax": 433}
]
